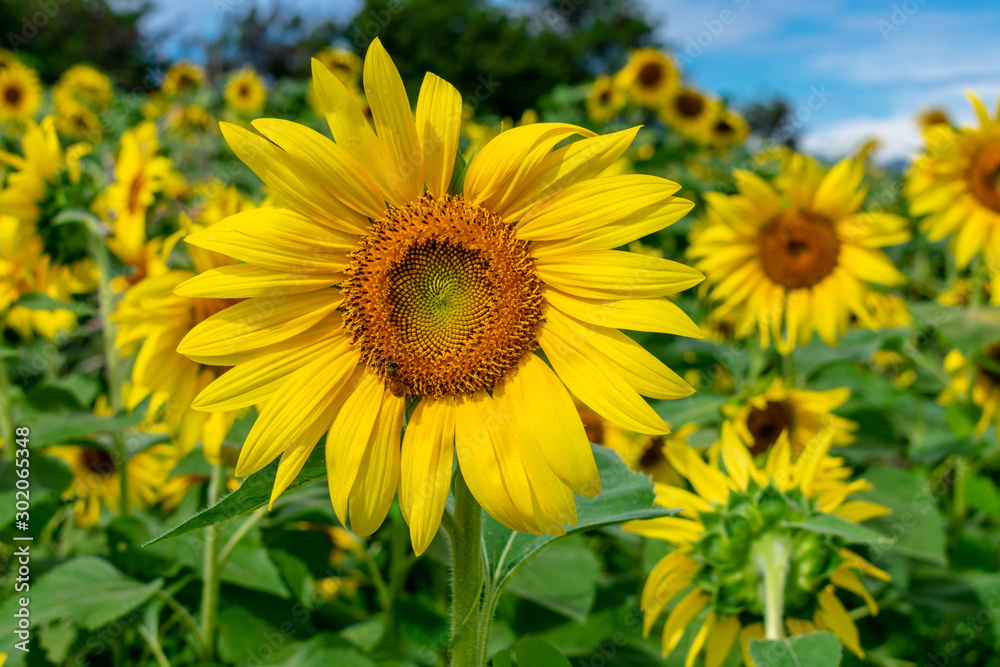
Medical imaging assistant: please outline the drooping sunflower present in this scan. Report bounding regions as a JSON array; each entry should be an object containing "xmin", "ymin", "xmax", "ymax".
[
  {"xmin": 586, "ymin": 75, "xmax": 626, "ymax": 123},
  {"xmin": 906, "ymin": 92, "xmax": 1000, "ymax": 303},
  {"xmin": 625, "ymin": 433, "xmax": 890, "ymax": 665},
  {"xmin": 689, "ymin": 154, "xmax": 910, "ymax": 353},
  {"xmin": 940, "ymin": 344, "xmax": 1000, "ymax": 436},
  {"xmin": 48, "ymin": 438, "xmax": 175, "ymax": 527},
  {"xmin": 94, "ymin": 122, "xmax": 178, "ymax": 265},
  {"xmin": 661, "ymin": 87, "xmax": 716, "ymax": 141},
  {"xmin": 719, "ymin": 377, "xmax": 857, "ymax": 459},
  {"xmin": 161, "ymin": 61, "xmax": 206, "ymax": 97},
  {"xmin": 707, "ymin": 107, "xmax": 750, "ymax": 148},
  {"xmin": 53, "ymin": 63, "xmax": 114, "ymax": 111},
  {"xmin": 113, "ymin": 210, "xmax": 243, "ymax": 463},
  {"xmin": 0, "ymin": 61, "xmax": 42, "ymax": 123},
  {"xmin": 176, "ymin": 39, "xmax": 703, "ymax": 554},
  {"xmin": 615, "ymin": 48, "xmax": 679, "ymax": 109},
  {"xmin": 224, "ymin": 67, "xmax": 267, "ymax": 115}
]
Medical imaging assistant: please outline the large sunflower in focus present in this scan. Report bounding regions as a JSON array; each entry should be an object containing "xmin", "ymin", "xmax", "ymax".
[
  {"xmin": 616, "ymin": 48, "xmax": 679, "ymax": 109},
  {"xmin": 176, "ymin": 40, "xmax": 703, "ymax": 554},
  {"xmin": 625, "ymin": 434, "xmax": 890, "ymax": 665},
  {"xmin": 906, "ymin": 92, "xmax": 1000, "ymax": 303},
  {"xmin": 689, "ymin": 155, "xmax": 910, "ymax": 353}
]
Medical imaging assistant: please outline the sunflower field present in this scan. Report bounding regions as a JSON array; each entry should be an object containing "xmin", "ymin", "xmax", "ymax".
[{"xmin": 1, "ymin": 4, "xmax": 1000, "ymax": 667}]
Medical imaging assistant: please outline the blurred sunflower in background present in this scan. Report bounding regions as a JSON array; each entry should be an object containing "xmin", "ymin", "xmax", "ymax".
[
  {"xmin": 907, "ymin": 92, "xmax": 1000, "ymax": 304},
  {"xmin": 586, "ymin": 75, "xmax": 625, "ymax": 123},
  {"xmin": 54, "ymin": 100, "xmax": 102, "ymax": 142},
  {"xmin": 916, "ymin": 107, "xmax": 951, "ymax": 130},
  {"xmin": 175, "ymin": 39, "xmax": 703, "ymax": 554},
  {"xmin": 689, "ymin": 155, "xmax": 910, "ymax": 353},
  {"xmin": 940, "ymin": 344, "xmax": 1000, "ymax": 436},
  {"xmin": 707, "ymin": 107, "xmax": 750, "ymax": 148},
  {"xmin": 661, "ymin": 87, "xmax": 715, "ymax": 141},
  {"xmin": 0, "ymin": 61, "xmax": 42, "ymax": 124},
  {"xmin": 52, "ymin": 63, "xmax": 114, "ymax": 111},
  {"xmin": 224, "ymin": 67, "xmax": 267, "ymax": 115},
  {"xmin": 113, "ymin": 194, "xmax": 249, "ymax": 463},
  {"xmin": 719, "ymin": 378, "xmax": 857, "ymax": 459},
  {"xmin": 625, "ymin": 434, "xmax": 890, "ymax": 665},
  {"xmin": 161, "ymin": 61, "xmax": 206, "ymax": 97},
  {"xmin": 314, "ymin": 47, "xmax": 362, "ymax": 87},
  {"xmin": 616, "ymin": 47, "xmax": 678, "ymax": 109}
]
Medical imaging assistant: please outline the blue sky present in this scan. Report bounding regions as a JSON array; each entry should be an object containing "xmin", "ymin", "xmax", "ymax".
[{"xmin": 139, "ymin": 0, "xmax": 1000, "ymax": 161}]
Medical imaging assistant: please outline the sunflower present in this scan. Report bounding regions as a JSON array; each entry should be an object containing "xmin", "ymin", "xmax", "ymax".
[
  {"xmin": 582, "ymin": 404, "xmax": 691, "ymax": 485},
  {"xmin": 907, "ymin": 93, "xmax": 1000, "ymax": 303},
  {"xmin": 113, "ymin": 211, "xmax": 243, "ymax": 463},
  {"xmin": 224, "ymin": 67, "xmax": 267, "ymax": 115},
  {"xmin": 53, "ymin": 63, "xmax": 114, "ymax": 111},
  {"xmin": 689, "ymin": 154, "xmax": 910, "ymax": 353},
  {"xmin": 615, "ymin": 48, "xmax": 679, "ymax": 109},
  {"xmin": 937, "ymin": 278, "xmax": 991, "ymax": 306},
  {"xmin": 54, "ymin": 99, "xmax": 102, "ymax": 142},
  {"xmin": 625, "ymin": 433, "xmax": 890, "ymax": 665},
  {"xmin": 95, "ymin": 122, "xmax": 177, "ymax": 265},
  {"xmin": 175, "ymin": 39, "xmax": 702, "ymax": 554},
  {"xmin": 0, "ymin": 61, "xmax": 42, "ymax": 123},
  {"xmin": 586, "ymin": 75, "xmax": 625, "ymax": 123},
  {"xmin": 48, "ymin": 425, "xmax": 175, "ymax": 527},
  {"xmin": 707, "ymin": 107, "xmax": 750, "ymax": 148},
  {"xmin": 719, "ymin": 378, "xmax": 856, "ymax": 460},
  {"xmin": 858, "ymin": 290, "xmax": 911, "ymax": 328},
  {"xmin": 661, "ymin": 87, "xmax": 716, "ymax": 141},
  {"xmin": 917, "ymin": 107, "xmax": 950, "ymax": 130},
  {"xmin": 161, "ymin": 61, "xmax": 206, "ymax": 97},
  {"xmin": 314, "ymin": 47, "xmax": 362, "ymax": 87},
  {"xmin": 941, "ymin": 345, "xmax": 1000, "ymax": 436}
]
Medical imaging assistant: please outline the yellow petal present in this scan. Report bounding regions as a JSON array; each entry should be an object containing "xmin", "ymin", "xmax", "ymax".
[
  {"xmin": 198, "ymin": 206, "xmax": 359, "ymax": 253},
  {"xmin": 400, "ymin": 397, "xmax": 455, "ymax": 555},
  {"xmin": 705, "ymin": 616, "xmax": 740, "ymax": 667},
  {"xmin": 816, "ymin": 586, "xmax": 864, "ymax": 657},
  {"xmin": 739, "ymin": 623, "xmax": 765, "ymax": 666},
  {"xmin": 835, "ymin": 500, "xmax": 892, "ymax": 523},
  {"xmin": 623, "ymin": 517, "xmax": 704, "ymax": 543},
  {"xmin": 252, "ymin": 118, "xmax": 386, "ymax": 218},
  {"xmin": 363, "ymin": 38, "xmax": 423, "ymax": 204},
  {"xmin": 219, "ymin": 122, "xmax": 370, "ymax": 234},
  {"xmin": 535, "ymin": 250, "xmax": 704, "ymax": 299},
  {"xmin": 539, "ymin": 321, "xmax": 668, "ymax": 435},
  {"xmin": 175, "ymin": 264, "xmax": 342, "ymax": 299},
  {"xmin": 831, "ymin": 565, "xmax": 879, "ymax": 616},
  {"xmin": 348, "ymin": 393, "xmax": 405, "ymax": 536},
  {"xmin": 415, "ymin": 72, "xmax": 462, "ymax": 196},
  {"xmin": 544, "ymin": 287, "xmax": 703, "ymax": 338},
  {"xmin": 326, "ymin": 370, "xmax": 386, "ymax": 525},
  {"xmin": 184, "ymin": 226, "xmax": 350, "ymax": 273},
  {"xmin": 235, "ymin": 345, "xmax": 359, "ymax": 477},
  {"xmin": 685, "ymin": 611, "xmax": 716, "ymax": 667},
  {"xmin": 662, "ymin": 591, "xmax": 708, "ymax": 655},
  {"xmin": 493, "ymin": 354, "xmax": 600, "ymax": 497},
  {"xmin": 178, "ymin": 291, "xmax": 341, "ymax": 360}
]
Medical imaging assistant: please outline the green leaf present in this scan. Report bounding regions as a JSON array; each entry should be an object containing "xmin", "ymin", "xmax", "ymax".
[
  {"xmin": 784, "ymin": 513, "xmax": 882, "ymax": 544},
  {"xmin": 515, "ymin": 638, "xmax": 573, "ymax": 667},
  {"xmin": 147, "ymin": 446, "xmax": 326, "ymax": 545},
  {"xmin": 858, "ymin": 465, "xmax": 948, "ymax": 565},
  {"xmin": 0, "ymin": 557, "xmax": 162, "ymax": 638},
  {"xmin": 946, "ymin": 400, "xmax": 980, "ymax": 439},
  {"xmin": 482, "ymin": 444, "xmax": 677, "ymax": 598},
  {"xmin": 282, "ymin": 634, "xmax": 377, "ymax": 667},
  {"xmin": 965, "ymin": 474, "xmax": 1000, "ymax": 517},
  {"xmin": 12, "ymin": 291, "xmax": 94, "ymax": 316},
  {"xmin": 39, "ymin": 622, "xmax": 77, "ymax": 665},
  {"xmin": 25, "ymin": 410, "xmax": 144, "ymax": 447},
  {"xmin": 749, "ymin": 631, "xmax": 842, "ymax": 667},
  {"xmin": 505, "ymin": 536, "xmax": 599, "ymax": 623},
  {"xmin": 493, "ymin": 649, "xmax": 513, "ymax": 667},
  {"xmin": 909, "ymin": 304, "xmax": 1000, "ymax": 357}
]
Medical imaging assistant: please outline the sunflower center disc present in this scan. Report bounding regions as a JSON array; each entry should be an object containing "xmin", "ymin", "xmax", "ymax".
[
  {"xmin": 981, "ymin": 342, "xmax": 1000, "ymax": 385},
  {"xmin": 759, "ymin": 209, "xmax": 840, "ymax": 289},
  {"xmin": 968, "ymin": 143, "xmax": 1000, "ymax": 213},
  {"xmin": 677, "ymin": 92, "xmax": 704, "ymax": 117},
  {"xmin": 4, "ymin": 84, "xmax": 22, "ymax": 105},
  {"xmin": 637, "ymin": 62, "xmax": 663, "ymax": 87},
  {"xmin": 746, "ymin": 400, "xmax": 794, "ymax": 455},
  {"xmin": 343, "ymin": 193, "xmax": 544, "ymax": 399},
  {"xmin": 82, "ymin": 447, "xmax": 116, "ymax": 477}
]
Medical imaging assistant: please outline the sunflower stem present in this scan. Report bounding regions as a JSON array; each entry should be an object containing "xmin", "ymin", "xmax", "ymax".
[
  {"xmin": 753, "ymin": 532, "xmax": 792, "ymax": 640},
  {"xmin": 450, "ymin": 469, "xmax": 484, "ymax": 667},
  {"xmin": 199, "ymin": 463, "xmax": 224, "ymax": 662}
]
